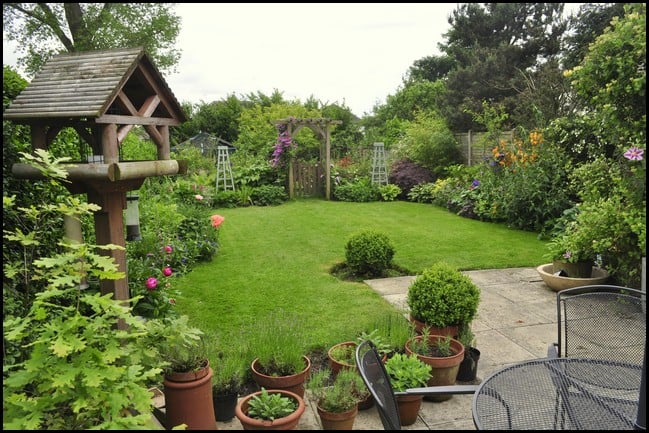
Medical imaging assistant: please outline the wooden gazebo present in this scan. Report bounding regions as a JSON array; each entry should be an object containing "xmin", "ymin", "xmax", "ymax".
[
  {"xmin": 4, "ymin": 47, "xmax": 187, "ymax": 303},
  {"xmin": 273, "ymin": 116, "xmax": 341, "ymax": 200}
]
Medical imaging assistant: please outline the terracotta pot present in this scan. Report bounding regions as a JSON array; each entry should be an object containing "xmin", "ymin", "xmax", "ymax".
[
  {"xmin": 327, "ymin": 341, "xmax": 357, "ymax": 377},
  {"xmin": 213, "ymin": 389, "xmax": 238, "ymax": 422},
  {"xmin": 251, "ymin": 356, "xmax": 311, "ymax": 398},
  {"xmin": 395, "ymin": 394, "xmax": 423, "ymax": 426},
  {"xmin": 163, "ymin": 360, "xmax": 217, "ymax": 430},
  {"xmin": 408, "ymin": 315, "xmax": 459, "ymax": 338},
  {"xmin": 316, "ymin": 404, "xmax": 358, "ymax": 430},
  {"xmin": 456, "ymin": 346, "xmax": 481, "ymax": 382},
  {"xmin": 327, "ymin": 341, "xmax": 386, "ymax": 410},
  {"xmin": 235, "ymin": 389, "xmax": 306, "ymax": 430},
  {"xmin": 405, "ymin": 335, "xmax": 464, "ymax": 402}
]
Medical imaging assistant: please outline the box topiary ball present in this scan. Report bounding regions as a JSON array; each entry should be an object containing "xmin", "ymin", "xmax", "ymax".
[
  {"xmin": 407, "ymin": 262, "xmax": 480, "ymax": 328},
  {"xmin": 345, "ymin": 230, "xmax": 395, "ymax": 277}
]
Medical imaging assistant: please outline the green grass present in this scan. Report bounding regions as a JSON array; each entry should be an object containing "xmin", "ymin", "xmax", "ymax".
[{"xmin": 174, "ymin": 199, "xmax": 548, "ymax": 376}]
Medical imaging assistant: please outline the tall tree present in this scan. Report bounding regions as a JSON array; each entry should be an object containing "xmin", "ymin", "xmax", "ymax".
[
  {"xmin": 438, "ymin": 3, "xmax": 567, "ymax": 131},
  {"xmin": 3, "ymin": 3, "xmax": 181, "ymax": 76}
]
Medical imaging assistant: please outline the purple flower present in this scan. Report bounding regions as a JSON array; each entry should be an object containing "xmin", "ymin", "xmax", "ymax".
[
  {"xmin": 471, "ymin": 179, "xmax": 480, "ymax": 189},
  {"xmin": 623, "ymin": 147, "xmax": 644, "ymax": 161},
  {"xmin": 563, "ymin": 251, "xmax": 572, "ymax": 260}
]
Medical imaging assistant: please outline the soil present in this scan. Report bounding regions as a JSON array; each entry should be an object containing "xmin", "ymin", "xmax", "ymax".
[{"xmin": 329, "ymin": 261, "xmax": 412, "ymax": 282}]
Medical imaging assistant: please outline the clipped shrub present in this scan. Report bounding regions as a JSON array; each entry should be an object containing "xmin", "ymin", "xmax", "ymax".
[
  {"xmin": 345, "ymin": 230, "xmax": 395, "ymax": 277},
  {"xmin": 388, "ymin": 159, "xmax": 435, "ymax": 200},
  {"xmin": 407, "ymin": 262, "xmax": 480, "ymax": 328}
]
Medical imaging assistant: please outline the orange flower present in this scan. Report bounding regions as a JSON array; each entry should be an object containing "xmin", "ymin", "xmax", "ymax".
[{"xmin": 211, "ymin": 214, "xmax": 225, "ymax": 228}]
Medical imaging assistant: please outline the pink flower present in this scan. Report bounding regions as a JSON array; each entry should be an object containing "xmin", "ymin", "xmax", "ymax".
[
  {"xmin": 623, "ymin": 147, "xmax": 644, "ymax": 161},
  {"xmin": 211, "ymin": 214, "xmax": 225, "ymax": 228},
  {"xmin": 164, "ymin": 245, "xmax": 173, "ymax": 254},
  {"xmin": 163, "ymin": 267, "xmax": 173, "ymax": 277},
  {"xmin": 145, "ymin": 277, "xmax": 158, "ymax": 290},
  {"xmin": 195, "ymin": 194, "xmax": 204, "ymax": 201}
]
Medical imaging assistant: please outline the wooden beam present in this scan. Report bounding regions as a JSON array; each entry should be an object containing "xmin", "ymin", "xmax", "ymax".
[{"xmin": 94, "ymin": 114, "xmax": 180, "ymax": 126}]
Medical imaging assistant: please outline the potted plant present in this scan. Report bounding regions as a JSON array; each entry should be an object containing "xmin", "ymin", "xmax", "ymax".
[
  {"xmin": 247, "ymin": 309, "xmax": 311, "ymax": 398},
  {"xmin": 235, "ymin": 387, "xmax": 306, "ymax": 430},
  {"xmin": 543, "ymin": 226, "xmax": 598, "ymax": 278},
  {"xmin": 405, "ymin": 329, "xmax": 465, "ymax": 402},
  {"xmin": 407, "ymin": 261, "xmax": 481, "ymax": 337},
  {"xmin": 456, "ymin": 323, "xmax": 481, "ymax": 382},
  {"xmin": 306, "ymin": 368, "xmax": 369, "ymax": 430},
  {"xmin": 384, "ymin": 353, "xmax": 432, "ymax": 426},
  {"xmin": 148, "ymin": 315, "xmax": 217, "ymax": 430},
  {"xmin": 211, "ymin": 350, "xmax": 246, "ymax": 422},
  {"xmin": 327, "ymin": 330, "xmax": 391, "ymax": 376}
]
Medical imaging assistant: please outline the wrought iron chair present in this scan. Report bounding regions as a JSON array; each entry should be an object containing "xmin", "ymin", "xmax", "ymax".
[
  {"xmin": 354, "ymin": 340, "xmax": 479, "ymax": 430},
  {"xmin": 546, "ymin": 284, "xmax": 646, "ymax": 429},
  {"xmin": 547, "ymin": 285, "xmax": 646, "ymax": 362}
]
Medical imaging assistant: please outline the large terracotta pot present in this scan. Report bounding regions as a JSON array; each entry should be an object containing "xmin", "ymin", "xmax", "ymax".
[
  {"xmin": 316, "ymin": 404, "xmax": 358, "ymax": 430},
  {"xmin": 396, "ymin": 394, "xmax": 424, "ymax": 426},
  {"xmin": 163, "ymin": 360, "xmax": 217, "ymax": 430},
  {"xmin": 235, "ymin": 389, "xmax": 305, "ymax": 430},
  {"xmin": 408, "ymin": 315, "xmax": 459, "ymax": 338},
  {"xmin": 251, "ymin": 356, "xmax": 311, "ymax": 398},
  {"xmin": 405, "ymin": 334, "xmax": 464, "ymax": 402}
]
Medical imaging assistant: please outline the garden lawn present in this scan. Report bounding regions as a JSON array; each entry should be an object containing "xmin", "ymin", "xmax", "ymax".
[{"xmin": 174, "ymin": 199, "xmax": 548, "ymax": 372}]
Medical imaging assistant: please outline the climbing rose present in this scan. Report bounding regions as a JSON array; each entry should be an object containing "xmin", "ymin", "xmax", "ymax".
[
  {"xmin": 164, "ymin": 245, "xmax": 173, "ymax": 254},
  {"xmin": 211, "ymin": 214, "xmax": 225, "ymax": 228},
  {"xmin": 195, "ymin": 194, "xmax": 204, "ymax": 200},
  {"xmin": 163, "ymin": 267, "xmax": 173, "ymax": 277},
  {"xmin": 146, "ymin": 277, "xmax": 158, "ymax": 290}
]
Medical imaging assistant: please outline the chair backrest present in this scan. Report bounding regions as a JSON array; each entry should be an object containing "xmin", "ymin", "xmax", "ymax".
[
  {"xmin": 556, "ymin": 285, "xmax": 646, "ymax": 363},
  {"xmin": 355, "ymin": 340, "xmax": 401, "ymax": 430}
]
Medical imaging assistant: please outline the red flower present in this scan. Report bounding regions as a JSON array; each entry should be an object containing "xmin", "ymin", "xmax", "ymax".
[
  {"xmin": 163, "ymin": 267, "xmax": 173, "ymax": 277},
  {"xmin": 211, "ymin": 214, "xmax": 225, "ymax": 228}
]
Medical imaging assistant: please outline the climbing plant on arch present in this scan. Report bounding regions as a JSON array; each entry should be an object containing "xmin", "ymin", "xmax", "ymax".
[{"xmin": 272, "ymin": 116, "xmax": 342, "ymax": 200}]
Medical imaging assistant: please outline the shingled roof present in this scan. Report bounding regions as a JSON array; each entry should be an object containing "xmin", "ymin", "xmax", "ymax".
[{"xmin": 3, "ymin": 46, "xmax": 186, "ymax": 123}]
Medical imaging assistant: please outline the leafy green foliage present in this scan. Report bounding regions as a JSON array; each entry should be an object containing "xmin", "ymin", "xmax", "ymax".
[
  {"xmin": 385, "ymin": 353, "xmax": 432, "ymax": 392},
  {"xmin": 344, "ymin": 230, "xmax": 395, "ymax": 278},
  {"xmin": 251, "ymin": 185, "xmax": 289, "ymax": 206},
  {"xmin": 378, "ymin": 184, "xmax": 401, "ymax": 202},
  {"xmin": 333, "ymin": 176, "xmax": 380, "ymax": 202},
  {"xmin": 3, "ymin": 3, "xmax": 181, "ymax": 75},
  {"xmin": 407, "ymin": 262, "xmax": 480, "ymax": 327},
  {"xmin": 2, "ymin": 150, "xmax": 165, "ymax": 429},
  {"xmin": 246, "ymin": 388, "xmax": 298, "ymax": 421}
]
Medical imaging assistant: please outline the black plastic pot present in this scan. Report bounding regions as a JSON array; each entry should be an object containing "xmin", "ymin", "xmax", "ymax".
[
  {"xmin": 456, "ymin": 347, "xmax": 480, "ymax": 382},
  {"xmin": 213, "ymin": 390, "xmax": 238, "ymax": 422}
]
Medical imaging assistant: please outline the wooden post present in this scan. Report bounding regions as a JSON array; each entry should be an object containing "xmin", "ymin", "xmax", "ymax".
[
  {"xmin": 288, "ymin": 124, "xmax": 294, "ymax": 199},
  {"xmin": 325, "ymin": 124, "xmax": 331, "ymax": 200},
  {"xmin": 88, "ymin": 190, "xmax": 129, "ymax": 302}
]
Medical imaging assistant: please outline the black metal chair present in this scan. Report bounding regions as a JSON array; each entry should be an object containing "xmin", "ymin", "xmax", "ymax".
[
  {"xmin": 547, "ymin": 285, "xmax": 646, "ymax": 362},
  {"xmin": 355, "ymin": 340, "xmax": 478, "ymax": 430},
  {"xmin": 546, "ymin": 285, "xmax": 646, "ymax": 429}
]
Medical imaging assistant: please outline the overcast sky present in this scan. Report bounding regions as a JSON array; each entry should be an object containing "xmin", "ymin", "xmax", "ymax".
[{"xmin": 3, "ymin": 3, "xmax": 583, "ymax": 117}]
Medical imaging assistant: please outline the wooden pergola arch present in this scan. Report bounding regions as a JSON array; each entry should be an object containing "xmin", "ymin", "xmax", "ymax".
[
  {"xmin": 273, "ymin": 117, "xmax": 341, "ymax": 200},
  {"xmin": 4, "ymin": 47, "xmax": 187, "ymax": 306}
]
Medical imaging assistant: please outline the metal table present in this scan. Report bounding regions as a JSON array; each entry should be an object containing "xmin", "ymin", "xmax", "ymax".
[{"xmin": 472, "ymin": 357, "xmax": 643, "ymax": 430}]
